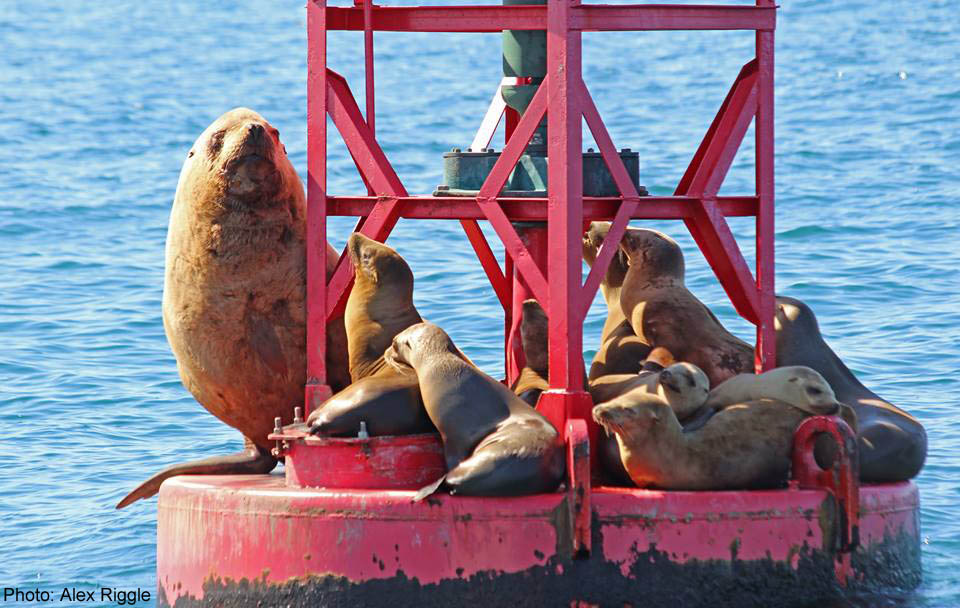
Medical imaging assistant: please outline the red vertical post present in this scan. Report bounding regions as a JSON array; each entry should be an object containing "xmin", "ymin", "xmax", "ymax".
[
  {"xmin": 503, "ymin": 253, "xmax": 514, "ymax": 381},
  {"xmin": 539, "ymin": 0, "xmax": 594, "ymax": 466},
  {"xmin": 305, "ymin": 0, "xmax": 331, "ymax": 413},
  {"xmin": 506, "ymin": 225, "xmax": 549, "ymax": 385},
  {"xmin": 363, "ymin": 0, "xmax": 375, "ymax": 135},
  {"xmin": 754, "ymin": 0, "xmax": 775, "ymax": 373}
]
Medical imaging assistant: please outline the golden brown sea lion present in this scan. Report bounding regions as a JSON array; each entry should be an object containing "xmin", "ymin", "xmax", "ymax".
[
  {"xmin": 590, "ymin": 361, "xmax": 710, "ymax": 486},
  {"xmin": 116, "ymin": 108, "xmax": 350, "ymax": 509},
  {"xmin": 385, "ymin": 322, "xmax": 565, "ymax": 500},
  {"xmin": 704, "ymin": 366, "xmax": 840, "ymax": 416},
  {"xmin": 775, "ymin": 295, "xmax": 926, "ymax": 482},
  {"xmin": 308, "ymin": 233, "xmax": 433, "ymax": 437},
  {"xmin": 582, "ymin": 222, "xmax": 651, "ymax": 381},
  {"xmin": 618, "ymin": 228, "xmax": 754, "ymax": 388},
  {"xmin": 593, "ymin": 395, "xmax": 833, "ymax": 491}
]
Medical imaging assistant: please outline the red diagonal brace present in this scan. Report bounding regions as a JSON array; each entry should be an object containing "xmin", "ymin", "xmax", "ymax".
[
  {"xmin": 324, "ymin": 69, "xmax": 409, "ymax": 319},
  {"xmin": 677, "ymin": 59, "xmax": 761, "ymax": 325},
  {"xmin": 476, "ymin": 77, "xmax": 550, "ymax": 309},
  {"xmin": 579, "ymin": 79, "xmax": 642, "ymax": 321},
  {"xmin": 459, "ymin": 219, "xmax": 510, "ymax": 311}
]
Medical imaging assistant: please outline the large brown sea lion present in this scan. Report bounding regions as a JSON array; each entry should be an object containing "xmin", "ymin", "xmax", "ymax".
[
  {"xmin": 582, "ymin": 222, "xmax": 651, "ymax": 381},
  {"xmin": 593, "ymin": 395, "xmax": 835, "ymax": 491},
  {"xmin": 116, "ymin": 108, "xmax": 350, "ymax": 509},
  {"xmin": 308, "ymin": 233, "xmax": 433, "ymax": 437},
  {"xmin": 774, "ymin": 295, "xmax": 926, "ymax": 482},
  {"xmin": 384, "ymin": 322, "xmax": 565, "ymax": 500},
  {"xmin": 618, "ymin": 228, "xmax": 754, "ymax": 388}
]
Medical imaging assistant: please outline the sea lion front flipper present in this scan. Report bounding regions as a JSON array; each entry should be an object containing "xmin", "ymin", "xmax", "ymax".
[
  {"xmin": 413, "ymin": 475, "xmax": 447, "ymax": 503},
  {"xmin": 115, "ymin": 440, "xmax": 276, "ymax": 509}
]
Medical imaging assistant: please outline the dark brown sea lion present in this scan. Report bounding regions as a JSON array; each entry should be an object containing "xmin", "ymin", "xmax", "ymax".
[
  {"xmin": 116, "ymin": 108, "xmax": 350, "ymax": 509},
  {"xmin": 308, "ymin": 233, "xmax": 433, "ymax": 437},
  {"xmin": 593, "ymin": 395, "xmax": 834, "ymax": 490},
  {"xmin": 774, "ymin": 295, "xmax": 926, "ymax": 482},
  {"xmin": 384, "ymin": 322, "xmax": 565, "ymax": 500},
  {"xmin": 582, "ymin": 222, "xmax": 651, "ymax": 381},
  {"xmin": 510, "ymin": 299, "xmax": 549, "ymax": 406},
  {"xmin": 618, "ymin": 228, "xmax": 754, "ymax": 388}
]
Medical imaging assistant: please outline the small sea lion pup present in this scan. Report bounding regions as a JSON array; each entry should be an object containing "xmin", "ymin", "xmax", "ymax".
[
  {"xmin": 618, "ymin": 228, "xmax": 753, "ymax": 388},
  {"xmin": 116, "ymin": 108, "xmax": 350, "ymax": 509},
  {"xmin": 582, "ymin": 222, "xmax": 651, "ymax": 380},
  {"xmin": 510, "ymin": 299, "xmax": 549, "ymax": 406},
  {"xmin": 307, "ymin": 233, "xmax": 434, "ymax": 437},
  {"xmin": 775, "ymin": 295, "xmax": 927, "ymax": 482},
  {"xmin": 594, "ymin": 395, "xmax": 834, "ymax": 491},
  {"xmin": 385, "ymin": 322, "xmax": 565, "ymax": 500}
]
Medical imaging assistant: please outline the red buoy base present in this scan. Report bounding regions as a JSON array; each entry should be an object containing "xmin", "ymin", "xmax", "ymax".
[{"xmin": 157, "ymin": 475, "xmax": 920, "ymax": 607}]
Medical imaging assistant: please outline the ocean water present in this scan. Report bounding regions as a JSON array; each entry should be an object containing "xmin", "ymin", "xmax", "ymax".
[{"xmin": 0, "ymin": 0, "xmax": 957, "ymax": 605}]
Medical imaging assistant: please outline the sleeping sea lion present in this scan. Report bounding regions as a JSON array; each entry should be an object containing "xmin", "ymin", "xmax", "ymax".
[
  {"xmin": 704, "ymin": 366, "xmax": 840, "ymax": 416},
  {"xmin": 384, "ymin": 322, "xmax": 564, "ymax": 500},
  {"xmin": 116, "ymin": 108, "xmax": 350, "ymax": 509},
  {"xmin": 775, "ymin": 295, "xmax": 926, "ymax": 482},
  {"xmin": 582, "ymin": 222, "xmax": 651, "ymax": 380},
  {"xmin": 593, "ymin": 396, "xmax": 835, "ymax": 491},
  {"xmin": 308, "ymin": 233, "xmax": 433, "ymax": 437},
  {"xmin": 618, "ymin": 228, "xmax": 754, "ymax": 387}
]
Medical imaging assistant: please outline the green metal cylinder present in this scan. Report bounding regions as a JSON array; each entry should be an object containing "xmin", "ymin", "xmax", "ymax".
[{"xmin": 502, "ymin": 0, "xmax": 547, "ymax": 153}]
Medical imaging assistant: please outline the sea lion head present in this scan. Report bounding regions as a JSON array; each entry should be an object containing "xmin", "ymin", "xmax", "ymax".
[
  {"xmin": 520, "ymin": 299, "xmax": 549, "ymax": 378},
  {"xmin": 582, "ymin": 221, "xmax": 630, "ymax": 288},
  {"xmin": 619, "ymin": 228, "xmax": 685, "ymax": 285},
  {"xmin": 183, "ymin": 108, "xmax": 296, "ymax": 207},
  {"xmin": 348, "ymin": 233, "xmax": 415, "ymax": 298},
  {"xmin": 774, "ymin": 295, "xmax": 821, "ymax": 336},
  {"xmin": 384, "ymin": 322, "xmax": 456, "ymax": 371},
  {"xmin": 782, "ymin": 366, "xmax": 840, "ymax": 415},
  {"xmin": 592, "ymin": 397, "xmax": 667, "ymax": 439},
  {"xmin": 658, "ymin": 362, "xmax": 710, "ymax": 416}
]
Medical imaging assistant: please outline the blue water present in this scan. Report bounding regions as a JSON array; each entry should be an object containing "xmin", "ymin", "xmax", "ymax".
[{"xmin": 0, "ymin": 0, "xmax": 957, "ymax": 605}]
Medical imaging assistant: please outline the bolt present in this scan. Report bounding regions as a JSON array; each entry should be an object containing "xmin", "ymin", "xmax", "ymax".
[
  {"xmin": 620, "ymin": 148, "xmax": 632, "ymax": 153},
  {"xmin": 452, "ymin": 147, "xmax": 461, "ymax": 153},
  {"xmin": 467, "ymin": 147, "xmax": 473, "ymax": 152},
  {"xmin": 358, "ymin": 420, "xmax": 369, "ymax": 439},
  {"xmin": 293, "ymin": 407, "xmax": 303, "ymax": 424},
  {"xmin": 274, "ymin": 417, "xmax": 283, "ymax": 434},
  {"xmin": 587, "ymin": 148, "xmax": 594, "ymax": 153}
]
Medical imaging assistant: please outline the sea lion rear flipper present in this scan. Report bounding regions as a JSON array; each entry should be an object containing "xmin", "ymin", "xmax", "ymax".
[
  {"xmin": 412, "ymin": 475, "xmax": 447, "ymax": 503},
  {"xmin": 115, "ymin": 443, "xmax": 276, "ymax": 509}
]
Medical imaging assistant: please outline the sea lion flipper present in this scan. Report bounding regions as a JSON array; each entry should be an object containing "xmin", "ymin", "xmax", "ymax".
[
  {"xmin": 115, "ymin": 444, "xmax": 277, "ymax": 509},
  {"xmin": 412, "ymin": 475, "xmax": 447, "ymax": 503}
]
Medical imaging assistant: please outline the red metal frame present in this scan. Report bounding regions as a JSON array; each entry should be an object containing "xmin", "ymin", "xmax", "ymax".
[{"xmin": 306, "ymin": 0, "xmax": 777, "ymax": 508}]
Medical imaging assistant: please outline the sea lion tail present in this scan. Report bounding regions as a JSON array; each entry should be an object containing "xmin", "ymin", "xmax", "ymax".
[
  {"xmin": 115, "ymin": 446, "xmax": 277, "ymax": 509},
  {"xmin": 412, "ymin": 475, "xmax": 447, "ymax": 503}
]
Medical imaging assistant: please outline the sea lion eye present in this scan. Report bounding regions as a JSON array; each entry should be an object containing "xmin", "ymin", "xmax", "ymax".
[{"xmin": 807, "ymin": 387, "xmax": 823, "ymax": 395}]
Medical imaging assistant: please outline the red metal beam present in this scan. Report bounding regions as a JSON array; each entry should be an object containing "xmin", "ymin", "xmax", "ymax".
[
  {"xmin": 459, "ymin": 219, "xmax": 510, "ymax": 311},
  {"xmin": 572, "ymin": 4, "xmax": 776, "ymax": 32},
  {"xmin": 324, "ymin": 4, "xmax": 776, "ymax": 33},
  {"xmin": 578, "ymin": 79, "xmax": 642, "ymax": 322},
  {"xmin": 476, "ymin": 80, "xmax": 551, "ymax": 309},
  {"xmin": 326, "ymin": 195, "xmax": 758, "ymax": 221},
  {"xmin": 754, "ymin": 6, "xmax": 776, "ymax": 372},
  {"xmin": 545, "ymin": 0, "xmax": 584, "ymax": 392},
  {"xmin": 306, "ymin": 0, "xmax": 330, "ymax": 400},
  {"xmin": 676, "ymin": 59, "xmax": 762, "ymax": 326},
  {"xmin": 326, "ymin": 5, "xmax": 547, "ymax": 32},
  {"xmin": 324, "ymin": 70, "xmax": 409, "ymax": 320}
]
